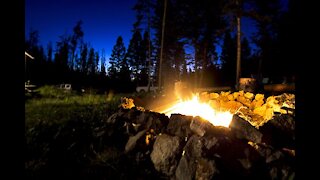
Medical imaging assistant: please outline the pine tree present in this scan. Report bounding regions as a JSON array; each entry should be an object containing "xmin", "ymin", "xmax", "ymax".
[
  {"xmin": 108, "ymin": 36, "xmax": 127, "ymax": 80},
  {"xmin": 220, "ymin": 29, "xmax": 237, "ymax": 86},
  {"xmin": 79, "ymin": 43, "xmax": 88, "ymax": 74},
  {"xmin": 54, "ymin": 34, "xmax": 71, "ymax": 83},
  {"xmin": 87, "ymin": 47, "xmax": 95, "ymax": 75},
  {"xmin": 132, "ymin": 0, "xmax": 155, "ymax": 89},
  {"xmin": 126, "ymin": 30, "xmax": 143, "ymax": 80},
  {"xmin": 240, "ymin": 37, "xmax": 253, "ymax": 77},
  {"xmin": 100, "ymin": 49, "xmax": 107, "ymax": 76},
  {"xmin": 70, "ymin": 20, "xmax": 84, "ymax": 70},
  {"xmin": 94, "ymin": 51, "xmax": 99, "ymax": 75},
  {"xmin": 251, "ymin": 0, "xmax": 282, "ymax": 81}
]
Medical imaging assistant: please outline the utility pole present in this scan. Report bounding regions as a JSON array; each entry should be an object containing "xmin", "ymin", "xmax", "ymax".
[
  {"xmin": 147, "ymin": 0, "xmax": 152, "ymax": 92},
  {"xmin": 235, "ymin": 0, "xmax": 241, "ymax": 90},
  {"xmin": 158, "ymin": 0, "xmax": 167, "ymax": 90}
]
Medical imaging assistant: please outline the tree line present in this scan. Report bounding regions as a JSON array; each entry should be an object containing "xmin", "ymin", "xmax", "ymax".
[{"xmin": 25, "ymin": 0, "xmax": 295, "ymax": 93}]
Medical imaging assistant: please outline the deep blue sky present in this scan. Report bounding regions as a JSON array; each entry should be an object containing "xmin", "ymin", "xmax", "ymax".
[
  {"xmin": 25, "ymin": 0, "xmax": 265, "ymax": 64},
  {"xmin": 25, "ymin": 0, "xmax": 137, "ymax": 60}
]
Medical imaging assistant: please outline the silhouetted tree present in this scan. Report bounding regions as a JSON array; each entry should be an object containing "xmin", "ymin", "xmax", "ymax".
[
  {"xmin": 45, "ymin": 41, "xmax": 55, "ymax": 84},
  {"xmin": 251, "ymin": 0, "xmax": 282, "ymax": 81},
  {"xmin": 87, "ymin": 47, "xmax": 95, "ymax": 75},
  {"xmin": 94, "ymin": 51, "xmax": 99, "ymax": 75},
  {"xmin": 133, "ymin": 0, "xmax": 155, "ymax": 89},
  {"xmin": 240, "ymin": 37, "xmax": 253, "ymax": 77},
  {"xmin": 220, "ymin": 29, "xmax": 237, "ymax": 86},
  {"xmin": 271, "ymin": 0, "xmax": 294, "ymax": 82},
  {"xmin": 100, "ymin": 49, "xmax": 107, "ymax": 76},
  {"xmin": 126, "ymin": 30, "xmax": 144, "ymax": 80},
  {"xmin": 108, "ymin": 36, "xmax": 126, "ymax": 80},
  {"xmin": 70, "ymin": 20, "xmax": 84, "ymax": 70},
  {"xmin": 47, "ymin": 42, "xmax": 53, "ymax": 63},
  {"xmin": 79, "ymin": 43, "xmax": 88, "ymax": 74},
  {"xmin": 25, "ymin": 30, "xmax": 47, "ymax": 85},
  {"xmin": 141, "ymin": 31, "xmax": 153, "ymax": 85},
  {"xmin": 54, "ymin": 34, "xmax": 71, "ymax": 82}
]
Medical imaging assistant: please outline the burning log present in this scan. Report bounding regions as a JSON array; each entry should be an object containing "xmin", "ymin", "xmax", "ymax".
[{"xmin": 229, "ymin": 115, "xmax": 263, "ymax": 143}]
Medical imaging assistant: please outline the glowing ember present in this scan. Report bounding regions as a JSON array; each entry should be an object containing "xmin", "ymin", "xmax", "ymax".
[{"xmin": 161, "ymin": 95, "xmax": 233, "ymax": 127}]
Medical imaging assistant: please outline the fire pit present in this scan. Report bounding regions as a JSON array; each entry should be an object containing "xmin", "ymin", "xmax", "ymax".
[{"xmin": 105, "ymin": 91, "xmax": 295, "ymax": 179}]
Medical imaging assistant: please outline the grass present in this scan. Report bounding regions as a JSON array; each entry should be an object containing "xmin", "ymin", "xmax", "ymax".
[{"xmin": 25, "ymin": 85, "xmax": 139, "ymax": 179}]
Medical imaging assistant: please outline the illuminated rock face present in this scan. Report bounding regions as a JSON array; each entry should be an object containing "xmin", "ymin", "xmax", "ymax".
[{"xmin": 158, "ymin": 91, "xmax": 295, "ymax": 130}]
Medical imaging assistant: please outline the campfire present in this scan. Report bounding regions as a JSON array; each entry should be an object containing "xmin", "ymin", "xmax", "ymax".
[
  {"xmin": 106, "ymin": 89, "xmax": 295, "ymax": 179},
  {"xmin": 160, "ymin": 94, "xmax": 233, "ymax": 127}
]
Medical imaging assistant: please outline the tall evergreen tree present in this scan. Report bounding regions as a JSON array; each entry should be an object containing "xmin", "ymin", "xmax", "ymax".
[
  {"xmin": 108, "ymin": 36, "xmax": 127, "ymax": 80},
  {"xmin": 46, "ymin": 42, "xmax": 53, "ymax": 63},
  {"xmin": 273, "ymin": 1, "xmax": 294, "ymax": 81},
  {"xmin": 94, "ymin": 51, "xmax": 100, "ymax": 75},
  {"xmin": 54, "ymin": 34, "xmax": 71, "ymax": 82},
  {"xmin": 25, "ymin": 30, "xmax": 47, "ymax": 84},
  {"xmin": 126, "ymin": 30, "xmax": 144, "ymax": 80},
  {"xmin": 251, "ymin": 0, "xmax": 282, "ymax": 81},
  {"xmin": 46, "ymin": 41, "xmax": 54, "ymax": 83},
  {"xmin": 220, "ymin": 29, "xmax": 237, "ymax": 86},
  {"xmin": 70, "ymin": 20, "xmax": 84, "ymax": 70},
  {"xmin": 79, "ymin": 43, "xmax": 88, "ymax": 74},
  {"xmin": 100, "ymin": 49, "xmax": 107, "ymax": 76},
  {"xmin": 240, "ymin": 37, "xmax": 253, "ymax": 77},
  {"xmin": 25, "ymin": 30, "xmax": 39, "ymax": 82},
  {"xmin": 141, "ymin": 31, "xmax": 153, "ymax": 85},
  {"xmin": 87, "ymin": 47, "xmax": 95, "ymax": 75},
  {"xmin": 133, "ymin": 0, "xmax": 155, "ymax": 89}
]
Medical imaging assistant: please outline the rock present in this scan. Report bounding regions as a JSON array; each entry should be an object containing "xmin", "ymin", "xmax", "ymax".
[
  {"xmin": 238, "ymin": 96, "xmax": 252, "ymax": 107},
  {"xmin": 190, "ymin": 117, "xmax": 207, "ymax": 137},
  {"xmin": 209, "ymin": 93, "xmax": 219, "ymax": 99},
  {"xmin": 229, "ymin": 115, "xmax": 263, "ymax": 143},
  {"xmin": 255, "ymin": 94, "xmax": 265, "ymax": 101},
  {"xmin": 195, "ymin": 158, "xmax": 219, "ymax": 180},
  {"xmin": 166, "ymin": 114, "xmax": 193, "ymax": 139},
  {"xmin": 125, "ymin": 129, "xmax": 147, "ymax": 153},
  {"xmin": 259, "ymin": 114, "xmax": 295, "ymax": 148},
  {"xmin": 244, "ymin": 92, "xmax": 254, "ymax": 100},
  {"xmin": 227, "ymin": 94, "xmax": 234, "ymax": 101},
  {"xmin": 150, "ymin": 134, "xmax": 183, "ymax": 176},
  {"xmin": 175, "ymin": 135, "xmax": 203, "ymax": 180},
  {"xmin": 175, "ymin": 156, "xmax": 194, "ymax": 180},
  {"xmin": 250, "ymin": 99, "xmax": 264, "ymax": 110},
  {"xmin": 269, "ymin": 163, "xmax": 295, "ymax": 180},
  {"xmin": 220, "ymin": 101, "xmax": 243, "ymax": 113}
]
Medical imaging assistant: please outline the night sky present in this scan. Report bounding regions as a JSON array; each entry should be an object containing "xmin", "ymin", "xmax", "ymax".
[
  {"xmin": 25, "ymin": 0, "xmax": 136, "ymax": 60},
  {"xmin": 25, "ymin": 0, "xmax": 271, "ymax": 63}
]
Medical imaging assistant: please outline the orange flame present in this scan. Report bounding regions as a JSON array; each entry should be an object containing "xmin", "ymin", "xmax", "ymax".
[{"xmin": 161, "ymin": 95, "xmax": 233, "ymax": 127}]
